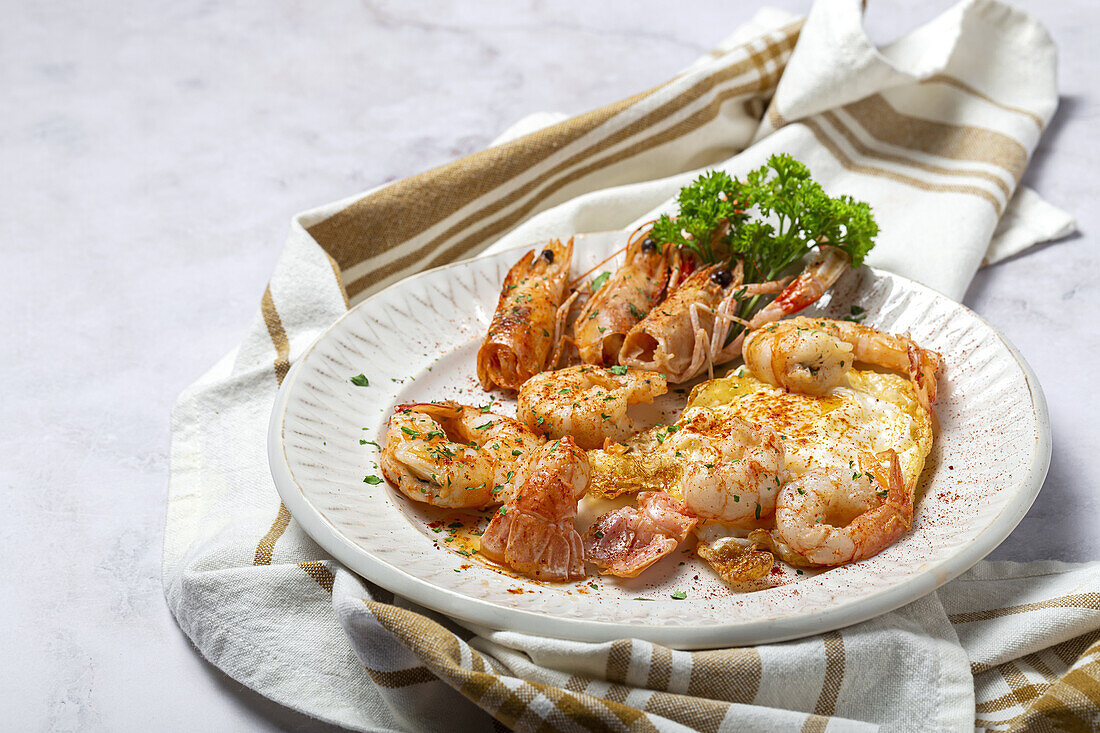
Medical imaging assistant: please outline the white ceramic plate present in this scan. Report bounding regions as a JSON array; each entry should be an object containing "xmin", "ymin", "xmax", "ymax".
[{"xmin": 268, "ymin": 231, "xmax": 1050, "ymax": 649}]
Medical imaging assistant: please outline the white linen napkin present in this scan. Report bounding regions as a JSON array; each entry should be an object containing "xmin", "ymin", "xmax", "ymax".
[{"xmin": 164, "ymin": 2, "xmax": 1092, "ymax": 730}]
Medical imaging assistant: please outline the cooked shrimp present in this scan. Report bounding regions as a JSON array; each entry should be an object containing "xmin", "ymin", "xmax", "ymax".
[
  {"xmin": 583, "ymin": 491, "xmax": 698, "ymax": 578},
  {"xmin": 618, "ymin": 263, "xmax": 740, "ymax": 383},
  {"xmin": 700, "ymin": 245, "xmax": 851, "ymax": 369},
  {"xmin": 742, "ymin": 316, "xmax": 942, "ymax": 411},
  {"xmin": 774, "ymin": 449, "xmax": 911, "ymax": 565},
  {"xmin": 516, "ymin": 364, "xmax": 667, "ymax": 450},
  {"xmin": 573, "ymin": 228, "xmax": 669, "ymax": 366},
  {"xmin": 746, "ymin": 246, "xmax": 851, "ymax": 329},
  {"xmin": 380, "ymin": 401, "xmax": 544, "ymax": 508},
  {"xmin": 479, "ymin": 437, "xmax": 590, "ymax": 581},
  {"xmin": 477, "ymin": 238, "xmax": 574, "ymax": 391},
  {"xmin": 669, "ymin": 407, "xmax": 786, "ymax": 526}
]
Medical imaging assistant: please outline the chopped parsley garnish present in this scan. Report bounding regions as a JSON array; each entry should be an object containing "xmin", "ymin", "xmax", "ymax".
[
  {"xmin": 363, "ymin": 475, "xmax": 383, "ymax": 484},
  {"xmin": 670, "ymin": 591, "xmax": 687, "ymax": 600},
  {"xmin": 590, "ymin": 271, "xmax": 611, "ymax": 293},
  {"xmin": 844, "ymin": 305, "xmax": 867, "ymax": 323},
  {"xmin": 360, "ymin": 439, "xmax": 381, "ymax": 449},
  {"xmin": 607, "ymin": 365, "xmax": 629, "ymax": 375},
  {"xmin": 350, "ymin": 373, "xmax": 369, "ymax": 387}
]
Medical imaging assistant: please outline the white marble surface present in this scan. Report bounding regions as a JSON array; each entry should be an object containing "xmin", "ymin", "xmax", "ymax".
[{"xmin": 1, "ymin": 0, "xmax": 1096, "ymax": 729}]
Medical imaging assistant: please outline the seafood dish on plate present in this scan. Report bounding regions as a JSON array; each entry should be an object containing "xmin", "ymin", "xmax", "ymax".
[{"xmin": 376, "ymin": 154, "xmax": 947, "ymax": 592}]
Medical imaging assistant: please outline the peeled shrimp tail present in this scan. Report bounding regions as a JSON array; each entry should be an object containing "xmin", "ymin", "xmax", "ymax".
[
  {"xmin": 774, "ymin": 449, "xmax": 911, "ymax": 566},
  {"xmin": 907, "ymin": 339, "xmax": 942, "ymax": 412},
  {"xmin": 479, "ymin": 437, "xmax": 589, "ymax": 581}
]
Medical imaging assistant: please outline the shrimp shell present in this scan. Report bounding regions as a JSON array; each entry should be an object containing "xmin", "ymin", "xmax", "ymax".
[
  {"xmin": 582, "ymin": 491, "xmax": 698, "ymax": 578},
  {"xmin": 695, "ymin": 535, "xmax": 775, "ymax": 583},
  {"xmin": 573, "ymin": 229, "xmax": 668, "ymax": 366},
  {"xmin": 618, "ymin": 263, "xmax": 743, "ymax": 383},
  {"xmin": 477, "ymin": 238, "xmax": 574, "ymax": 391}
]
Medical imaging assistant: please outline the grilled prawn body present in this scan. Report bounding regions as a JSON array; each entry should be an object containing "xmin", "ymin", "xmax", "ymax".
[
  {"xmin": 573, "ymin": 233, "xmax": 669, "ymax": 366},
  {"xmin": 477, "ymin": 238, "xmax": 574, "ymax": 391}
]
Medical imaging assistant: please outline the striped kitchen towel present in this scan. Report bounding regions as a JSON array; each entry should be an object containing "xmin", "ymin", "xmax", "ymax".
[{"xmin": 164, "ymin": 0, "xmax": 1085, "ymax": 730}]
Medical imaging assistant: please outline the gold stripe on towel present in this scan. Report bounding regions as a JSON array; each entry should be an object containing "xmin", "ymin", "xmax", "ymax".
[
  {"xmin": 261, "ymin": 285, "xmax": 291, "ymax": 384},
  {"xmin": 802, "ymin": 116, "xmax": 1005, "ymax": 214},
  {"xmin": 924, "ymin": 74, "xmax": 1045, "ymax": 130},
  {"xmin": 644, "ymin": 691, "xmax": 729, "ymax": 733},
  {"xmin": 766, "ymin": 101, "xmax": 787, "ymax": 131},
  {"xmin": 823, "ymin": 109, "xmax": 1012, "ymax": 199},
  {"xmin": 800, "ymin": 713, "xmax": 831, "ymax": 733},
  {"xmin": 646, "ymin": 645, "xmax": 673, "ymax": 690},
  {"xmin": 253, "ymin": 502, "xmax": 291, "ymax": 566},
  {"xmin": 844, "ymin": 94, "xmax": 1029, "ymax": 183},
  {"xmin": 297, "ymin": 560, "xmax": 335, "ymax": 592},
  {"xmin": 606, "ymin": 639, "xmax": 635, "ymax": 683},
  {"xmin": 364, "ymin": 665, "xmax": 438, "ymax": 688},
  {"xmin": 948, "ymin": 592, "xmax": 1100, "ymax": 624},
  {"xmin": 814, "ymin": 631, "xmax": 846, "ymax": 717},
  {"xmin": 686, "ymin": 648, "xmax": 762, "ymax": 703}
]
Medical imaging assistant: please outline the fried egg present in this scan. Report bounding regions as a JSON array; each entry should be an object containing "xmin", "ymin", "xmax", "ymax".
[{"xmin": 687, "ymin": 367, "xmax": 932, "ymax": 491}]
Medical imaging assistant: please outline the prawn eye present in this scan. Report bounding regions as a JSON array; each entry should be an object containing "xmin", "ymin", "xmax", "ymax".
[
  {"xmin": 540, "ymin": 249, "xmax": 555, "ymax": 264},
  {"xmin": 641, "ymin": 237, "xmax": 657, "ymax": 254},
  {"xmin": 710, "ymin": 268, "xmax": 733, "ymax": 287}
]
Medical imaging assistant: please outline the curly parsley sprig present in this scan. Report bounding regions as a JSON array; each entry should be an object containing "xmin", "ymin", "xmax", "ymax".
[{"xmin": 649, "ymin": 154, "xmax": 878, "ymax": 281}]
